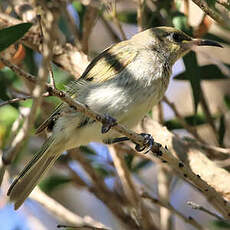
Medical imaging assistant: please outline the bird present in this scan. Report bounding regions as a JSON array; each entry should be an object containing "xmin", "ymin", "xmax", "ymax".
[{"xmin": 7, "ymin": 26, "xmax": 222, "ymax": 210}]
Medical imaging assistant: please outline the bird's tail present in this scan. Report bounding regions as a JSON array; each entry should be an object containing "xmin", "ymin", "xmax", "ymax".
[{"xmin": 7, "ymin": 136, "xmax": 63, "ymax": 210}]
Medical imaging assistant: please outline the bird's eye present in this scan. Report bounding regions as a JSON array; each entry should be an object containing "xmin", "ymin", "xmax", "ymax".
[{"xmin": 171, "ymin": 32, "xmax": 185, "ymax": 43}]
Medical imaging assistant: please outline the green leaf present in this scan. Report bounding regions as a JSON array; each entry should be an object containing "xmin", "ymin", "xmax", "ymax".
[
  {"xmin": 206, "ymin": 0, "xmax": 216, "ymax": 8},
  {"xmin": 164, "ymin": 113, "xmax": 216, "ymax": 130},
  {"xmin": 124, "ymin": 154, "xmax": 134, "ymax": 170},
  {"xmin": 212, "ymin": 220, "xmax": 230, "ymax": 229},
  {"xmin": 72, "ymin": 1, "xmax": 86, "ymax": 35},
  {"xmin": 79, "ymin": 145, "xmax": 97, "ymax": 155},
  {"xmin": 224, "ymin": 95, "xmax": 230, "ymax": 110},
  {"xmin": 0, "ymin": 104, "xmax": 19, "ymax": 126},
  {"xmin": 92, "ymin": 163, "xmax": 113, "ymax": 177},
  {"xmin": 172, "ymin": 12, "xmax": 192, "ymax": 35},
  {"xmin": 0, "ymin": 69, "xmax": 19, "ymax": 104},
  {"xmin": 174, "ymin": 64, "xmax": 229, "ymax": 80},
  {"xmin": 39, "ymin": 175, "xmax": 71, "ymax": 193},
  {"xmin": 183, "ymin": 51, "xmax": 201, "ymax": 113},
  {"xmin": 117, "ymin": 11, "xmax": 137, "ymax": 24},
  {"xmin": 0, "ymin": 23, "xmax": 32, "ymax": 52},
  {"xmin": 132, "ymin": 159, "xmax": 151, "ymax": 172},
  {"xmin": 218, "ymin": 115, "xmax": 225, "ymax": 147}
]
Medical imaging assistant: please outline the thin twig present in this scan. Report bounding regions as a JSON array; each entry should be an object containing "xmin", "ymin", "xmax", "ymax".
[
  {"xmin": 187, "ymin": 201, "xmax": 224, "ymax": 220},
  {"xmin": 163, "ymin": 96, "xmax": 206, "ymax": 144},
  {"xmin": 68, "ymin": 149, "xmax": 141, "ymax": 229},
  {"xmin": 137, "ymin": 0, "xmax": 145, "ymax": 32},
  {"xmin": 142, "ymin": 192, "xmax": 207, "ymax": 230},
  {"xmin": 0, "ymin": 92, "xmax": 49, "ymax": 107},
  {"xmin": 81, "ymin": 5, "xmax": 98, "ymax": 53},
  {"xmin": 57, "ymin": 224, "xmax": 107, "ymax": 230},
  {"xmin": 2, "ymin": 6, "xmax": 55, "ymax": 166},
  {"xmin": 30, "ymin": 187, "xmax": 110, "ymax": 230},
  {"xmin": 192, "ymin": 0, "xmax": 230, "ymax": 28},
  {"xmin": 0, "ymin": 12, "xmax": 89, "ymax": 77},
  {"xmin": 109, "ymin": 145, "xmax": 139, "ymax": 206},
  {"xmin": 109, "ymin": 145, "xmax": 156, "ymax": 229},
  {"xmin": 100, "ymin": 14, "xmax": 121, "ymax": 42},
  {"xmin": 2, "ymin": 58, "xmax": 230, "ymax": 218},
  {"xmin": 200, "ymin": 90, "xmax": 219, "ymax": 144},
  {"xmin": 111, "ymin": 0, "xmax": 127, "ymax": 40},
  {"xmin": 48, "ymin": 63, "xmax": 56, "ymax": 89},
  {"xmin": 59, "ymin": 0, "xmax": 81, "ymax": 47},
  {"xmin": 157, "ymin": 165, "xmax": 173, "ymax": 230}
]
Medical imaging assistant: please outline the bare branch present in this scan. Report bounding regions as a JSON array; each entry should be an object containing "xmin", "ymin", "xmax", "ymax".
[
  {"xmin": 30, "ymin": 187, "xmax": 110, "ymax": 230},
  {"xmin": 111, "ymin": 0, "xmax": 127, "ymax": 40},
  {"xmin": 109, "ymin": 145, "xmax": 156, "ymax": 229},
  {"xmin": 0, "ymin": 12, "xmax": 89, "ymax": 77},
  {"xmin": 81, "ymin": 5, "xmax": 98, "ymax": 53},
  {"xmin": 137, "ymin": 0, "xmax": 145, "ymax": 32},
  {"xmin": 2, "ymin": 58, "xmax": 230, "ymax": 218},
  {"xmin": 187, "ymin": 201, "xmax": 223, "ymax": 220},
  {"xmin": 0, "ymin": 92, "xmax": 49, "ymax": 107},
  {"xmin": 163, "ymin": 96, "xmax": 205, "ymax": 143},
  {"xmin": 142, "ymin": 192, "xmax": 207, "ymax": 230},
  {"xmin": 192, "ymin": 0, "xmax": 230, "ymax": 28}
]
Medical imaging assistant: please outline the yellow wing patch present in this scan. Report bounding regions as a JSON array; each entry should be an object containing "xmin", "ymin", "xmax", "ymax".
[{"xmin": 81, "ymin": 40, "xmax": 138, "ymax": 83}]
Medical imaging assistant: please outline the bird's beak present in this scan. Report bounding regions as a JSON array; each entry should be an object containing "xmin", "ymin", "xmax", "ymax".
[{"xmin": 191, "ymin": 38, "xmax": 223, "ymax": 48}]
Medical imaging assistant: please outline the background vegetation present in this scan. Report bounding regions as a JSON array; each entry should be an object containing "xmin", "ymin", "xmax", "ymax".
[{"xmin": 1, "ymin": 0, "xmax": 230, "ymax": 230}]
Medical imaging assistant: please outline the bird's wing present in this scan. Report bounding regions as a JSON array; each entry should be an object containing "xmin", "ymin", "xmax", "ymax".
[
  {"xmin": 80, "ymin": 40, "xmax": 138, "ymax": 82},
  {"xmin": 36, "ymin": 41, "xmax": 137, "ymax": 134},
  {"xmin": 35, "ymin": 103, "xmax": 63, "ymax": 134}
]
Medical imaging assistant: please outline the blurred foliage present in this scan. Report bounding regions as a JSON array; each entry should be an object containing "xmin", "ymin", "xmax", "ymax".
[
  {"xmin": 0, "ymin": 23, "xmax": 32, "ymax": 52},
  {"xmin": 174, "ymin": 64, "xmax": 230, "ymax": 80},
  {"xmin": 1, "ymin": 3, "xmax": 230, "ymax": 228},
  {"xmin": 211, "ymin": 220, "xmax": 230, "ymax": 229},
  {"xmin": 164, "ymin": 113, "xmax": 216, "ymax": 130},
  {"xmin": 218, "ymin": 115, "xmax": 226, "ymax": 147},
  {"xmin": 0, "ymin": 0, "xmax": 228, "ymax": 174},
  {"xmin": 39, "ymin": 174, "xmax": 71, "ymax": 193}
]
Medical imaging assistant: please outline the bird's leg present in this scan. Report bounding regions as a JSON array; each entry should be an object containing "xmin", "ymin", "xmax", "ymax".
[
  {"xmin": 101, "ymin": 114, "xmax": 117, "ymax": 133},
  {"xmin": 103, "ymin": 137, "xmax": 130, "ymax": 144},
  {"xmin": 104, "ymin": 133, "xmax": 155, "ymax": 154}
]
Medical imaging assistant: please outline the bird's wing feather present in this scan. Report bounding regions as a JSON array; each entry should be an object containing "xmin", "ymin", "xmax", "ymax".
[
  {"xmin": 35, "ymin": 103, "xmax": 63, "ymax": 134},
  {"xmin": 80, "ymin": 40, "xmax": 138, "ymax": 82},
  {"xmin": 36, "ymin": 41, "xmax": 138, "ymax": 133}
]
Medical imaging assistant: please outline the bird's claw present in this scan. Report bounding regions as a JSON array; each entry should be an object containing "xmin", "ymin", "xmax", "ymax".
[
  {"xmin": 135, "ymin": 133, "xmax": 154, "ymax": 154},
  {"xmin": 101, "ymin": 114, "xmax": 117, "ymax": 133}
]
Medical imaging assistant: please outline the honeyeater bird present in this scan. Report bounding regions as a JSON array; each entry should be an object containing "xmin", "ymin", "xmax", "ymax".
[{"xmin": 8, "ymin": 27, "xmax": 222, "ymax": 210}]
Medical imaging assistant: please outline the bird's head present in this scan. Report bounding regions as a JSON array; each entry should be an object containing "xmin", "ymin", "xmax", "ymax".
[{"xmin": 131, "ymin": 26, "xmax": 222, "ymax": 65}]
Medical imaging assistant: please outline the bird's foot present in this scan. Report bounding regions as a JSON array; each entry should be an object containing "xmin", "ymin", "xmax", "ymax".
[
  {"xmin": 135, "ymin": 133, "xmax": 154, "ymax": 154},
  {"xmin": 103, "ymin": 136, "xmax": 130, "ymax": 144},
  {"xmin": 101, "ymin": 114, "xmax": 117, "ymax": 133}
]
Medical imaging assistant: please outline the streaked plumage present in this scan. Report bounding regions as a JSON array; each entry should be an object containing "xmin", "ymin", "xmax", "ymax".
[{"xmin": 7, "ymin": 27, "xmax": 222, "ymax": 210}]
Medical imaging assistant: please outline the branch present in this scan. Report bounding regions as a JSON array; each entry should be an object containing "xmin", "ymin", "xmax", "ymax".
[
  {"xmin": 30, "ymin": 187, "xmax": 110, "ymax": 230},
  {"xmin": 142, "ymin": 192, "xmax": 207, "ymax": 230},
  {"xmin": 136, "ymin": 118, "xmax": 230, "ymax": 218},
  {"xmin": 109, "ymin": 145, "xmax": 156, "ymax": 229},
  {"xmin": 0, "ymin": 12, "xmax": 89, "ymax": 77},
  {"xmin": 2, "ymin": 5, "xmax": 55, "ymax": 165},
  {"xmin": 0, "ymin": 92, "xmax": 49, "ymax": 107},
  {"xmin": 81, "ymin": 5, "xmax": 98, "ymax": 53},
  {"xmin": 111, "ymin": 1, "xmax": 127, "ymax": 40},
  {"xmin": 163, "ymin": 96, "xmax": 206, "ymax": 144},
  {"xmin": 187, "ymin": 201, "xmax": 223, "ymax": 220},
  {"xmin": 2, "ymin": 58, "xmax": 230, "ymax": 218},
  {"xmin": 137, "ymin": 0, "xmax": 145, "ymax": 32},
  {"xmin": 191, "ymin": 0, "xmax": 230, "ymax": 28}
]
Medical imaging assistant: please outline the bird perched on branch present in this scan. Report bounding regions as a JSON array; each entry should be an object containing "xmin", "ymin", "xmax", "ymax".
[{"xmin": 8, "ymin": 27, "xmax": 222, "ymax": 210}]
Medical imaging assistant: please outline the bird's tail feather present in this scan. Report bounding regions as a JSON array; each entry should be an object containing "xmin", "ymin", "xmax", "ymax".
[{"xmin": 7, "ymin": 136, "xmax": 62, "ymax": 210}]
